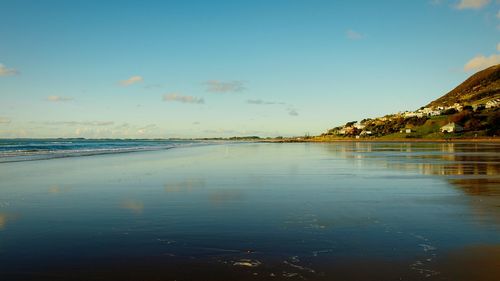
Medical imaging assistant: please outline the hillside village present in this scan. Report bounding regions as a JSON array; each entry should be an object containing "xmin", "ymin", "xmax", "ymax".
[
  {"xmin": 321, "ymin": 64, "xmax": 500, "ymax": 140},
  {"xmin": 323, "ymin": 99, "xmax": 499, "ymax": 139}
]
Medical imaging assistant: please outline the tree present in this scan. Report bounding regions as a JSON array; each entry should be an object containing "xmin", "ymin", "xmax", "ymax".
[
  {"xmin": 450, "ymin": 111, "xmax": 471, "ymax": 125},
  {"xmin": 464, "ymin": 119, "xmax": 481, "ymax": 131},
  {"xmin": 443, "ymin": 108, "xmax": 457, "ymax": 115},
  {"xmin": 486, "ymin": 111, "xmax": 500, "ymax": 136}
]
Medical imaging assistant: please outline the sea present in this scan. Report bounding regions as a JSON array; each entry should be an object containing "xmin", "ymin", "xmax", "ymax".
[{"xmin": 0, "ymin": 139, "xmax": 207, "ymax": 163}]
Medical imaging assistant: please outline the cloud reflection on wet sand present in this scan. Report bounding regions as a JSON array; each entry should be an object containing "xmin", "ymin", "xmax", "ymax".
[
  {"xmin": 48, "ymin": 185, "xmax": 72, "ymax": 194},
  {"xmin": 120, "ymin": 200, "xmax": 144, "ymax": 214},
  {"xmin": 0, "ymin": 213, "xmax": 17, "ymax": 231},
  {"xmin": 164, "ymin": 178, "xmax": 206, "ymax": 193}
]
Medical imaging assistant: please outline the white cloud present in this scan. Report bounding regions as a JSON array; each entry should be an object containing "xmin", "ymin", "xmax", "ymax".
[
  {"xmin": 346, "ymin": 29, "xmax": 363, "ymax": 40},
  {"xmin": 120, "ymin": 75, "xmax": 143, "ymax": 86},
  {"xmin": 0, "ymin": 63, "xmax": 18, "ymax": 76},
  {"xmin": 204, "ymin": 80, "xmax": 245, "ymax": 93},
  {"xmin": 163, "ymin": 93, "xmax": 205, "ymax": 104},
  {"xmin": 46, "ymin": 95, "xmax": 73, "ymax": 102},
  {"xmin": 456, "ymin": 0, "xmax": 490, "ymax": 9},
  {"xmin": 0, "ymin": 117, "xmax": 11, "ymax": 124},
  {"xmin": 464, "ymin": 54, "xmax": 500, "ymax": 71},
  {"xmin": 497, "ymin": 42, "xmax": 500, "ymax": 52}
]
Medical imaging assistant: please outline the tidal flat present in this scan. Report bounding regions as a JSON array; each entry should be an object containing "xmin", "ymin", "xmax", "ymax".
[{"xmin": 0, "ymin": 142, "xmax": 499, "ymax": 281}]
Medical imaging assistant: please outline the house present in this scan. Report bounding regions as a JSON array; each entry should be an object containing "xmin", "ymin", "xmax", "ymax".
[
  {"xmin": 441, "ymin": 122, "xmax": 463, "ymax": 133},
  {"xmin": 353, "ymin": 122, "xmax": 365, "ymax": 130},
  {"xmin": 360, "ymin": 130, "xmax": 372, "ymax": 136},
  {"xmin": 405, "ymin": 128, "xmax": 412, "ymax": 134},
  {"xmin": 427, "ymin": 110, "xmax": 442, "ymax": 116},
  {"xmin": 452, "ymin": 103, "xmax": 463, "ymax": 111},
  {"xmin": 486, "ymin": 99, "xmax": 499, "ymax": 109}
]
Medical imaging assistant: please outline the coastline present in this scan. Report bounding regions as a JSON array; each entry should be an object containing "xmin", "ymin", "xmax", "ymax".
[{"xmin": 260, "ymin": 137, "xmax": 500, "ymax": 143}]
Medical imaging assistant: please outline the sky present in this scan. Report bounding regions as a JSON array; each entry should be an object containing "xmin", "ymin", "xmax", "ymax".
[{"xmin": 0, "ymin": 0, "xmax": 499, "ymax": 138}]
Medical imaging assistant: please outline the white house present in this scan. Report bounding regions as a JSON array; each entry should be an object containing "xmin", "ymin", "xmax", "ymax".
[
  {"xmin": 353, "ymin": 122, "xmax": 365, "ymax": 130},
  {"xmin": 441, "ymin": 122, "xmax": 463, "ymax": 133},
  {"xmin": 486, "ymin": 99, "xmax": 499, "ymax": 109}
]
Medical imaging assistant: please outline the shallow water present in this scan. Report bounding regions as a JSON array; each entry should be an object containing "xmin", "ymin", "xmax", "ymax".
[{"xmin": 0, "ymin": 142, "xmax": 498, "ymax": 280}]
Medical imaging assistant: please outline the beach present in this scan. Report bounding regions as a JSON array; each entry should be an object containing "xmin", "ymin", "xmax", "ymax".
[{"xmin": 0, "ymin": 142, "xmax": 499, "ymax": 280}]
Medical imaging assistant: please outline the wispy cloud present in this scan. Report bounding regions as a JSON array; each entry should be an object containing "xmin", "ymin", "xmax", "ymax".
[
  {"xmin": 497, "ymin": 10, "xmax": 500, "ymax": 19},
  {"xmin": 0, "ymin": 63, "xmax": 18, "ymax": 76},
  {"xmin": 204, "ymin": 80, "xmax": 245, "ymax": 93},
  {"xmin": 44, "ymin": 121, "xmax": 114, "ymax": 126},
  {"xmin": 247, "ymin": 99, "xmax": 284, "ymax": 105},
  {"xmin": 0, "ymin": 117, "xmax": 11, "ymax": 124},
  {"xmin": 464, "ymin": 54, "xmax": 500, "ymax": 71},
  {"xmin": 497, "ymin": 42, "xmax": 500, "ymax": 52},
  {"xmin": 46, "ymin": 95, "xmax": 73, "ymax": 102},
  {"xmin": 346, "ymin": 29, "xmax": 364, "ymax": 40},
  {"xmin": 120, "ymin": 75, "xmax": 143, "ymax": 86},
  {"xmin": 163, "ymin": 93, "xmax": 205, "ymax": 104},
  {"xmin": 114, "ymin": 123, "xmax": 131, "ymax": 129},
  {"xmin": 287, "ymin": 108, "xmax": 299, "ymax": 116},
  {"xmin": 456, "ymin": 0, "xmax": 490, "ymax": 9}
]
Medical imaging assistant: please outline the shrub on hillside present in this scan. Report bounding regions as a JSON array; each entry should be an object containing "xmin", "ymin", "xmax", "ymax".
[
  {"xmin": 450, "ymin": 111, "xmax": 472, "ymax": 125},
  {"xmin": 443, "ymin": 108, "xmax": 457, "ymax": 115}
]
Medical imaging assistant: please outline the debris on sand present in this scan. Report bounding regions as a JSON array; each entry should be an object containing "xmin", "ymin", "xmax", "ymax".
[{"xmin": 233, "ymin": 259, "xmax": 262, "ymax": 267}]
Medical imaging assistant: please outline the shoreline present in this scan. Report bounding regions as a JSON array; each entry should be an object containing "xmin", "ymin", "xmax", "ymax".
[{"xmin": 260, "ymin": 137, "xmax": 500, "ymax": 143}]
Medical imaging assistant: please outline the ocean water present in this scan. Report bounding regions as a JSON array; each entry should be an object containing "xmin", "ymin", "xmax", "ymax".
[
  {"xmin": 0, "ymin": 142, "xmax": 498, "ymax": 280},
  {"xmin": 0, "ymin": 139, "xmax": 206, "ymax": 163}
]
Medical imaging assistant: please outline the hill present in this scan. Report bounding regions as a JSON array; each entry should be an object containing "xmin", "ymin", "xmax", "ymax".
[
  {"xmin": 320, "ymin": 64, "xmax": 500, "ymax": 140},
  {"xmin": 427, "ymin": 64, "xmax": 500, "ymax": 108}
]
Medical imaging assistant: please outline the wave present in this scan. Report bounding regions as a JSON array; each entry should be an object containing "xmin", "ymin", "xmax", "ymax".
[{"xmin": 0, "ymin": 140, "xmax": 209, "ymax": 163}]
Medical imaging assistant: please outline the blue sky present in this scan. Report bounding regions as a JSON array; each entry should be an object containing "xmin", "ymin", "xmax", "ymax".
[{"xmin": 0, "ymin": 0, "xmax": 499, "ymax": 138}]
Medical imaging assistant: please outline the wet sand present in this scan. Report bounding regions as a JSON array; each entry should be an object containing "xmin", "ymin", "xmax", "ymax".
[
  {"xmin": 0, "ymin": 142, "xmax": 498, "ymax": 280},
  {"xmin": 4, "ymin": 246, "xmax": 499, "ymax": 281}
]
